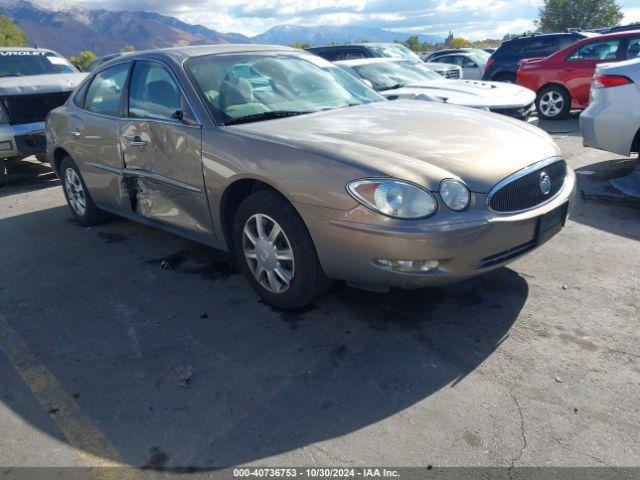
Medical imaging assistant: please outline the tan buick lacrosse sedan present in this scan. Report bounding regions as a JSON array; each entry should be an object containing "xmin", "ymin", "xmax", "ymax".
[{"xmin": 46, "ymin": 45, "xmax": 576, "ymax": 309}]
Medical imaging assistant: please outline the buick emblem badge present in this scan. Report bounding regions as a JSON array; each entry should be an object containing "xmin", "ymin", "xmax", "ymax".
[{"xmin": 540, "ymin": 172, "xmax": 552, "ymax": 195}]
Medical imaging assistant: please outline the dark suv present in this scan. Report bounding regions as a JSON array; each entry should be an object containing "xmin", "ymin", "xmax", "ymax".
[{"xmin": 483, "ymin": 32, "xmax": 598, "ymax": 82}]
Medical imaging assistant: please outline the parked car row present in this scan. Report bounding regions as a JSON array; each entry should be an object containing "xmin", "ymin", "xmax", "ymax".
[
  {"xmin": 45, "ymin": 45, "xmax": 576, "ymax": 309},
  {"xmin": 517, "ymin": 30, "xmax": 640, "ymax": 119},
  {"xmin": 307, "ymin": 44, "xmax": 464, "ymax": 79},
  {"xmin": 484, "ymin": 32, "xmax": 598, "ymax": 83},
  {"xmin": 335, "ymin": 58, "xmax": 537, "ymax": 122}
]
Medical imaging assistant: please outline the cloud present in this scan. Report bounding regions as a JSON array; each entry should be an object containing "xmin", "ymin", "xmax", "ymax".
[{"xmin": 46, "ymin": 0, "xmax": 640, "ymax": 39}]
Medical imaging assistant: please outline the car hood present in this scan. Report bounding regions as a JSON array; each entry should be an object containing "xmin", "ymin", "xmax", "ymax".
[
  {"xmin": 229, "ymin": 100, "xmax": 560, "ymax": 193},
  {"xmin": 384, "ymin": 80, "xmax": 536, "ymax": 108},
  {"xmin": 0, "ymin": 73, "xmax": 87, "ymax": 96}
]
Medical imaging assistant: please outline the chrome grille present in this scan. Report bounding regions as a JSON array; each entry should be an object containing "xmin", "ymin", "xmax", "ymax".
[
  {"xmin": 2, "ymin": 92, "xmax": 71, "ymax": 125},
  {"xmin": 488, "ymin": 159, "xmax": 567, "ymax": 212}
]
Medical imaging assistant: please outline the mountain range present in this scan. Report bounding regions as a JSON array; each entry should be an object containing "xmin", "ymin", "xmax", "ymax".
[
  {"xmin": 253, "ymin": 25, "xmax": 442, "ymax": 46},
  {"xmin": 0, "ymin": 0, "xmax": 443, "ymax": 57}
]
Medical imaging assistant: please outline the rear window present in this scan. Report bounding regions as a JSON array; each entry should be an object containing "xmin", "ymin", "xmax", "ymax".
[{"xmin": 0, "ymin": 50, "xmax": 76, "ymax": 77}]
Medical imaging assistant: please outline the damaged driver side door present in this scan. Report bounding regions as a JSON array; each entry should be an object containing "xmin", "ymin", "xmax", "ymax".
[{"xmin": 120, "ymin": 60, "xmax": 213, "ymax": 237}]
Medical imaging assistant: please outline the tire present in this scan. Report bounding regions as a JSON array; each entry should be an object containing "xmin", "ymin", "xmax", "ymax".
[
  {"xmin": 0, "ymin": 160, "xmax": 7, "ymax": 187},
  {"xmin": 60, "ymin": 156, "xmax": 109, "ymax": 226},
  {"xmin": 536, "ymin": 85, "xmax": 571, "ymax": 120},
  {"xmin": 233, "ymin": 190, "xmax": 332, "ymax": 310}
]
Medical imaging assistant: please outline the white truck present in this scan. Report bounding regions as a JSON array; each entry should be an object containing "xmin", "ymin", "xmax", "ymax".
[{"xmin": 0, "ymin": 48, "xmax": 86, "ymax": 185}]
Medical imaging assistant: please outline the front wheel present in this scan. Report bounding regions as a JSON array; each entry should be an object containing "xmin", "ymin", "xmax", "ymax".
[
  {"xmin": 233, "ymin": 190, "xmax": 332, "ymax": 310},
  {"xmin": 60, "ymin": 156, "xmax": 109, "ymax": 226},
  {"xmin": 536, "ymin": 85, "xmax": 571, "ymax": 120}
]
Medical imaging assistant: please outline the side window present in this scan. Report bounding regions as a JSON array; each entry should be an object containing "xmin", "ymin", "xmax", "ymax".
[
  {"xmin": 83, "ymin": 63, "xmax": 130, "ymax": 115},
  {"xmin": 435, "ymin": 55, "xmax": 456, "ymax": 65},
  {"xmin": 459, "ymin": 56, "xmax": 478, "ymax": 68},
  {"xmin": 626, "ymin": 37, "xmax": 640, "ymax": 59},
  {"xmin": 73, "ymin": 79, "xmax": 91, "ymax": 108},
  {"xmin": 128, "ymin": 61, "xmax": 183, "ymax": 121},
  {"xmin": 525, "ymin": 38, "xmax": 558, "ymax": 56},
  {"xmin": 568, "ymin": 39, "xmax": 621, "ymax": 61}
]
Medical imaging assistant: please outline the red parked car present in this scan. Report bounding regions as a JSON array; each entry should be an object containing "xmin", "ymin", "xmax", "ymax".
[{"xmin": 517, "ymin": 31, "xmax": 640, "ymax": 120}]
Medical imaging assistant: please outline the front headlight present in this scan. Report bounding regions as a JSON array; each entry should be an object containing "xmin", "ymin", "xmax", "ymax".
[
  {"xmin": 440, "ymin": 179, "xmax": 470, "ymax": 211},
  {"xmin": 347, "ymin": 178, "xmax": 437, "ymax": 219}
]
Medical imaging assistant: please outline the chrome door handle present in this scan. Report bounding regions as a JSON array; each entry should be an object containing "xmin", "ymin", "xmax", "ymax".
[
  {"xmin": 71, "ymin": 130, "xmax": 81, "ymax": 137},
  {"xmin": 126, "ymin": 137, "xmax": 147, "ymax": 147}
]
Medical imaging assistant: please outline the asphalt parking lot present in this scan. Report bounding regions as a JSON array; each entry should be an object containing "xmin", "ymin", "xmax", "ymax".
[{"xmin": 0, "ymin": 115, "xmax": 639, "ymax": 470}]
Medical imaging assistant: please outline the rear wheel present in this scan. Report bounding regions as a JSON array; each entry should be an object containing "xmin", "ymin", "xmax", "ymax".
[
  {"xmin": 536, "ymin": 85, "xmax": 571, "ymax": 120},
  {"xmin": 60, "ymin": 156, "xmax": 109, "ymax": 226},
  {"xmin": 233, "ymin": 190, "xmax": 332, "ymax": 309},
  {"xmin": 0, "ymin": 160, "xmax": 7, "ymax": 186}
]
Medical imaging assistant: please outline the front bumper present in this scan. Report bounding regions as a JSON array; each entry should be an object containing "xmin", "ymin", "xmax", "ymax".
[
  {"xmin": 296, "ymin": 168, "xmax": 576, "ymax": 289},
  {"xmin": 0, "ymin": 121, "xmax": 46, "ymax": 159},
  {"xmin": 491, "ymin": 102, "xmax": 538, "ymax": 124}
]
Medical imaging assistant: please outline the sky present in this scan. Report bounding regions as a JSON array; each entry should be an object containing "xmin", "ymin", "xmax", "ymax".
[{"xmin": 49, "ymin": 0, "xmax": 640, "ymax": 40}]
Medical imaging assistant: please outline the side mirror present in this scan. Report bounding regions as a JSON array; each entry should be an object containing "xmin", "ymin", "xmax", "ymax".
[{"xmin": 172, "ymin": 109, "xmax": 200, "ymax": 127}]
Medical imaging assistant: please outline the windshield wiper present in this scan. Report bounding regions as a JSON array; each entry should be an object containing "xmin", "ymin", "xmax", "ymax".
[
  {"xmin": 224, "ymin": 110, "xmax": 313, "ymax": 126},
  {"xmin": 378, "ymin": 83, "xmax": 404, "ymax": 91}
]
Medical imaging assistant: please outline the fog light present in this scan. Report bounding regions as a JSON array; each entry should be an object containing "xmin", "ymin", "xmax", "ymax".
[{"xmin": 373, "ymin": 259, "xmax": 440, "ymax": 273}]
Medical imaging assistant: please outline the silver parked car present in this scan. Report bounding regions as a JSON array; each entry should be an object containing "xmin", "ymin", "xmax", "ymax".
[
  {"xmin": 430, "ymin": 51, "xmax": 489, "ymax": 80},
  {"xmin": 46, "ymin": 45, "xmax": 576, "ymax": 309},
  {"xmin": 581, "ymin": 57, "xmax": 640, "ymax": 156},
  {"xmin": 0, "ymin": 48, "xmax": 86, "ymax": 185},
  {"xmin": 336, "ymin": 58, "xmax": 537, "ymax": 122}
]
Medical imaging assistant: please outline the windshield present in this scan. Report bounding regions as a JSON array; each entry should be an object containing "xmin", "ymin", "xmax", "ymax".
[
  {"xmin": 187, "ymin": 53, "xmax": 383, "ymax": 125},
  {"xmin": 0, "ymin": 51, "xmax": 76, "ymax": 77},
  {"xmin": 351, "ymin": 61, "xmax": 441, "ymax": 91},
  {"xmin": 368, "ymin": 45, "xmax": 422, "ymax": 63}
]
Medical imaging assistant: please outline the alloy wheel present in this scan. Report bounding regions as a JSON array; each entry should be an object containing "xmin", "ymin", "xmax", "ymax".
[
  {"xmin": 242, "ymin": 213, "xmax": 295, "ymax": 294},
  {"xmin": 64, "ymin": 167, "xmax": 87, "ymax": 216},
  {"xmin": 539, "ymin": 91, "xmax": 564, "ymax": 118}
]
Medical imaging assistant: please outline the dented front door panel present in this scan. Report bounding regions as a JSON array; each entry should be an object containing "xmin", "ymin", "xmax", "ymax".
[{"xmin": 120, "ymin": 120, "xmax": 213, "ymax": 236}]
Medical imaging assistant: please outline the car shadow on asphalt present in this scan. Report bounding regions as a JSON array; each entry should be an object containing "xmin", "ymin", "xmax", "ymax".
[
  {"xmin": 537, "ymin": 113, "xmax": 582, "ymax": 138},
  {"xmin": 0, "ymin": 158, "xmax": 58, "ymax": 199},
  {"xmin": 570, "ymin": 158, "xmax": 640, "ymax": 242},
  {"xmin": 0, "ymin": 205, "xmax": 530, "ymax": 469}
]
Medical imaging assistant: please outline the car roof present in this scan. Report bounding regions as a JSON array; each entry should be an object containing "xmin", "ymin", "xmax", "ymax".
[
  {"xmin": 335, "ymin": 58, "xmax": 408, "ymax": 66},
  {"xmin": 95, "ymin": 44, "xmax": 305, "ymax": 71},
  {"xmin": 308, "ymin": 43, "xmax": 408, "ymax": 50},
  {"xmin": 434, "ymin": 51, "xmax": 479, "ymax": 58},
  {"xmin": 507, "ymin": 31, "xmax": 597, "ymax": 42}
]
